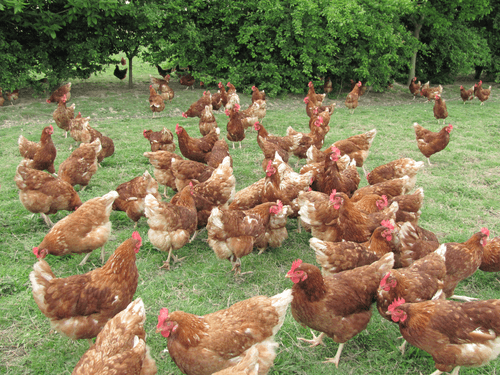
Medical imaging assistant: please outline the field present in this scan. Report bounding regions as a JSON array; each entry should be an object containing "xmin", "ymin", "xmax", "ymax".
[{"xmin": 0, "ymin": 60, "xmax": 499, "ymax": 375}]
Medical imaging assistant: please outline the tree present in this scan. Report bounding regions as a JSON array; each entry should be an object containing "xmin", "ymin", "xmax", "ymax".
[{"xmin": 404, "ymin": 0, "xmax": 492, "ymax": 85}]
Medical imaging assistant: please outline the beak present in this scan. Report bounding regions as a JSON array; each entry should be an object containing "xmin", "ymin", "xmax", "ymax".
[
  {"xmin": 285, "ymin": 274, "xmax": 291, "ymax": 279},
  {"xmin": 155, "ymin": 327, "xmax": 161, "ymax": 333}
]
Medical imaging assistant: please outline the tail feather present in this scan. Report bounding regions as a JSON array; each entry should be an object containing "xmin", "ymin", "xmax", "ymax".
[{"xmin": 269, "ymin": 289, "xmax": 292, "ymax": 335}]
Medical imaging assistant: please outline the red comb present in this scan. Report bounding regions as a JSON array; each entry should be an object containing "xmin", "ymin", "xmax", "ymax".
[
  {"xmin": 387, "ymin": 297, "xmax": 405, "ymax": 312},
  {"xmin": 33, "ymin": 247, "xmax": 39, "ymax": 258},
  {"xmin": 235, "ymin": 103, "xmax": 241, "ymax": 111},
  {"xmin": 381, "ymin": 219, "xmax": 394, "ymax": 230},
  {"xmin": 157, "ymin": 308, "xmax": 169, "ymax": 329},
  {"xmin": 308, "ymin": 81, "xmax": 313, "ymax": 87},
  {"xmin": 380, "ymin": 272, "xmax": 391, "ymax": 287},
  {"xmin": 481, "ymin": 228, "xmax": 490, "ymax": 236},
  {"xmin": 289, "ymin": 259, "xmax": 302, "ymax": 274},
  {"xmin": 303, "ymin": 97, "xmax": 309, "ymax": 103},
  {"xmin": 329, "ymin": 189, "xmax": 337, "ymax": 202}
]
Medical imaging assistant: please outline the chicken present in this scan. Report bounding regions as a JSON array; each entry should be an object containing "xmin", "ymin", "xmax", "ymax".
[
  {"xmin": 171, "ymin": 158, "xmax": 215, "ymax": 192},
  {"xmin": 311, "ymin": 219, "xmax": 398, "ymax": 275},
  {"xmin": 350, "ymin": 79, "xmax": 367, "ymax": 96},
  {"xmin": 433, "ymin": 94, "xmax": 448, "ymax": 124},
  {"xmin": 330, "ymin": 191, "xmax": 399, "ymax": 242},
  {"xmin": 475, "ymin": 84, "xmax": 492, "ymax": 105},
  {"xmin": 206, "ymin": 139, "xmax": 232, "ymax": 169},
  {"xmin": 171, "ymin": 156, "xmax": 235, "ymax": 228},
  {"xmin": 52, "ymin": 94, "xmax": 75, "ymax": 138},
  {"xmin": 113, "ymin": 170, "xmax": 161, "ymax": 227},
  {"xmin": 387, "ymin": 297, "xmax": 500, "ymax": 375},
  {"xmin": 15, "ymin": 165, "xmax": 82, "ymax": 227},
  {"xmin": 286, "ymin": 116, "xmax": 330, "ymax": 162},
  {"xmin": 286, "ymin": 253, "xmax": 394, "ymax": 367},
  {"xmin": 46, "ymin": 82, "xmax": 72, "ymax": 104},
  {"xmin": 296, "ymin": 190, "xmax": 341, "ymax": 242},
  {"xmin": 311, "ymin": 147, "xmax": 360, "ymax": 197},
  {"xmin": 143, "ymin": 127, "xmax": 176, "ymax": 152},
  {"xmin": 306, "ymin": 129, "xmax": 378, "ymax": 172},
  {"xmin": 225, "ymin": 82, "xmax": 240, "ymax": 111},
  {"xmin": 72, "ymin": 298, "xmax": 157, "ymax": 375},
  {"xmin": 225, "ymin": 104, "xmax": 247, "ymax": 149},
  {"xmin": 345, "ymin": 81, "xmax": 362, "ymax": 114},
  {"xmin": 199, "ymin": 104, "xmax": 218, "ymax": 136},
  {"xmin": 305, "ymin": 81, "xmax": 326, "ymax": 107},
  {"xmin": 409, "ymin": 77, "xmax": 421, "ymax": 99},
  {"xmin": 366, "ymin": 158, "xmax": 424, "ymax": 187},
  {"xmin": 158, "ymin": 78, "xmax": 175, "ymax": 103},
  {"xmin": 156, "ymin": 289, "xmax": 292, "ymax": 375},
  {"xmin": 323, "ymin": 77, "xmax": 333, "ymax": 95},
  {"xmin": 144, "ymin": 185, "xmax": 197, "ymax": 270},
  {"xmin": 176, "ymin": 124, "xmax": 219, "ymax": 164},
  {"xmin": 69, "ymin": 112, "xmax": 92, "ymax": 143},
  {"xmin": 114, "ymin": 65, "xmax": 127, "ymax": 80},
  {"xmin": 377, "ymin": 244, "xmax": 447, "ymax": 322},
  {"xmin": 228, "ymin": 178, "xmax": 266, "ymax": 211},
  {"xmin": 459, "ymin": 85, "xmax": 474, "ymax": 104},
  {"xmin": 156, "ymin": 64, "xmax": 172, "ymax": 78},
  {"xmin": 84, "ymin": 123, "xmax": 115, "ymax": 164},
  {"xmin": 413, "ymin": 122, "xmax": 453, "ymax": 165},
  {"xmin": 251, "ymin": 85, "xmax": 266, "ymax": 103},
  {"xmin": 254, "ymin": 122, "xmax": 302, "ymax": 154},
  {"xmin": 442, "ymin": 228, "xmax": 490, "ymax": 301},
  {"xmin": 148, "ymin": 85, "xmax": 165, "ymax": 117},
  {"xmin": 14, "ymin": 163, "xmax": 75, "ymax": 225},
  {"xmin": 58, "ymin": 138, "xmax": 101, "ymax": 190},
  {"xmin": 33, "ymin": 190, "xmax": 118, "ymax": 265},
  {"xmin": 18, "ymin": 125, "xmax": 57, "ymax": 174},
  {"xmin": 180, "ymin": 73, "xmax": 195, "ymax": 89},
  {"xmin": 420, "ymin": 81, "xmax": 443, "ymax": 102},
  {"xmin": 0, "ymin": 87, "xmax": 4, "ymax": 106},
  {"xmin": 479, "ymin": 236, "xmax": 500, "ymax": 272},
  {"xmin": 182, "ymin": 91, "xmax": 212, "ymax": 118},
  {"xmin": 30, "ymin": 231, "xmax": 141, "ymax": 342},
  {"xmin": 473, "ymin": 80, "xmax": 483, "ymax": 97},
  {"xmin": 257, "ymin": 133, "xmax": 290, "ymax": 171},
  {"xmin": 389, "ymin": 187, "xmax": 424, "ymax": 225},
  {"xmin": 5, "ymin": 88, "xmax": 19, "ymax": 105},
  {"xmin": 149, "ymin": 74, "xmax": 170, "ymax": 92},
  {"xmin": 212, "ymin": 342, "xmax": 277, "ymax": 375},
  {"xmin": 216, "ymin": 81, "xmax": 229, "ymax": 108},
  {"xmin": 207, "ymin": 201, "xmax": 285, "ymax": 274},
  {"xmin": 143, "ymin": 150, "xmax": 183, "ymax": 197},
  {"xmin": 398, "ymin": 221, "xmax": 441, "ymax": 268},
  {"xmin": 262, "ymin": 153, "xmax": 314, "ymax": 216},
  {"xmin": 350, "ymin": 175, "xmax": 413, "ymax": 203},
  {"xmin": 241, "ymin": 99, "xmax": 266, "ymax": 124}
]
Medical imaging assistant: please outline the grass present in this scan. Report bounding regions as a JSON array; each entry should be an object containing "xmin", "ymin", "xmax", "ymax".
[{"xmin": 0, "ymin": 58, "xmax": 499, "ymax": 375}]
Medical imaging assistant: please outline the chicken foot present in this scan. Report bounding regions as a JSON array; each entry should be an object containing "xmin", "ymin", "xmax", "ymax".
[
  {"xmin": 40, "ymin": 213, "xmax": 54, "ymax": 228},
  {"xmin": 323, "ymin": 342, "xmax": 345, "ymax": 368},
  {"xmin": 298, "ymin": 331, "xmax": 326, "ymax": 347}
]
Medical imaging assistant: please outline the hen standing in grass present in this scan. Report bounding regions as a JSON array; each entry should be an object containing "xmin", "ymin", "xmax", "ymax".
[
  {"xmin": 33, "ymin": 190, "xmax": 119, "ymax": 265},
  {"xmin": 156, "ymin": 289, "xmax": 292, "ymax": 375},
  {"xmin": 433, "ymin": 94, "xmax": 448, "ymax": 124},
  {"xmin": 409, "ymin": 77, "xmax": 421, "ymax": 99},
  {"xmin": 15, "ymin": 165, "xmax": 82, "ymax": 227},
  {"xmin": 148, "ymin": 85, "xmax": 165, "ymax": 117},
  {"xmin": 30, "ymin": 232, "xmax": 141, "ymax": 343},
  {"xmin": 144, "ymin": 184, "xmax": 197, "ymax": 270},
  {"xmin": 388, "ymin": 297, "xmax": 500, "ymax": 375},
  {"xmin": 72, "ymin": 298, "xmax": 157, "ymax": 375},
  {"xmin": 459, "ymin": 85, "xmax": 474, "ymax": 104},
  {"xmin": 413, "ymin": 122, "xmax": 453, "ymax": 165},
  {"xmin": 52, "ymin": 94, "xmax": 75, "ymax": 138},
  {"xmin": 176, "ymin": 124, "xmax": 219, "ymax": 163},
  {"xmin": 46, "ymin": 82, "xmax": 71, "ymax": 103},
  {"xmin": 286, "ymin": 253, "xmax": 394, "ymax": 367},
  {"xmin": 143, "ymin": 127, "xmax": 176, "ymax": 152},
  {"xmin": 58, "ymin": 138, "xmax": 101, "ymax": 190},
  {"xmin": 113, "ymin": 170, "xmax": 162, "ymax": 228},
  {"xmin": 18, "ymin": 125, "xmax": 57, "ymax": 174}
]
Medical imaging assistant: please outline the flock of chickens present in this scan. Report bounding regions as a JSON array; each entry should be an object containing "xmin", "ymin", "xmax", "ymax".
[{"xmin": 12, "ymin": 70, "xmax": 500, "ymax": 375}]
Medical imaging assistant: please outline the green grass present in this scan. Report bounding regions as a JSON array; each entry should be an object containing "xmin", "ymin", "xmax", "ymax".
[{"xmin": 0, "ymin": 58, "xmax": 499, "ymax": 374}]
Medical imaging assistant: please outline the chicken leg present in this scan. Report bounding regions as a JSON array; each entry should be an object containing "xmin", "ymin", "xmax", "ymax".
[{"xmin": 323, "ymin": 343, "xmax": 344, "ymax": 368}]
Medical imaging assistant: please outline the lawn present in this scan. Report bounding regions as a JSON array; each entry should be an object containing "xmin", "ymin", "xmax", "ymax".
[{"xmin": 0, "ymin": 59, "xmax": 499, "ymax": 375}]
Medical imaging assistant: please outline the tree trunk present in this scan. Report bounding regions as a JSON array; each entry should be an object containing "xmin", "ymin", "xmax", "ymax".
[
  {"xmin": 407, "ymin": 15, "xmax": 425, "ymax": 86},
  {"xmin": 128, "ymin": 56, "xmax": 133, "ymax": 89}
]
